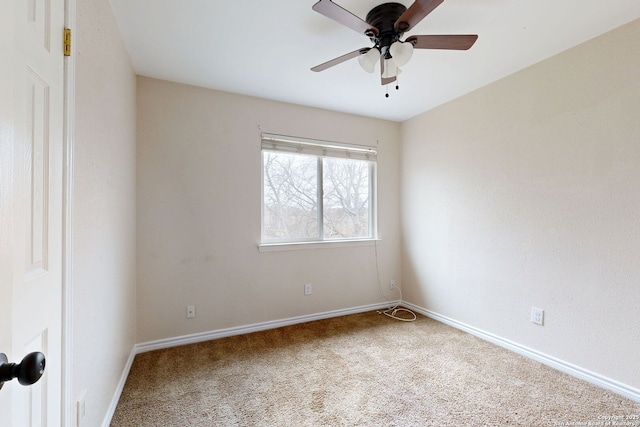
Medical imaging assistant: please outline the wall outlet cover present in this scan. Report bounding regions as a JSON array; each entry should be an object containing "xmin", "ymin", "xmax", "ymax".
[
  {"xmin": 187, "ymin": 305, "xmax": 196, "ymax": 318},
  {"xmin": 531, "ymin": 307, "xmax": 544, "ymax": 326}
]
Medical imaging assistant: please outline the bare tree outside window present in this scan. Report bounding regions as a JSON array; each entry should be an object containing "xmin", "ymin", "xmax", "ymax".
[
  {"xmin": 263, "ymin": 151, "xmax": 318, "ymax": 240},
  {"xmin": 323, "ymin": 157, "xmax": 370, "ymax": 239},
  {"xmin": 262, "ymin": 134, "xmax": 377, "ymax": 245},
  {"xmin": 263, "ymin": 149, "xmax": 374, "ymax": 243}
]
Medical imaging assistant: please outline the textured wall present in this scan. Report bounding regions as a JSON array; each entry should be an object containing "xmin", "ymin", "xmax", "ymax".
[
  {"xmin": 73, "ymin": 0, "xmax": 137, "ymax": 425},
  {"xmin": 401, "ymin": 19, "xmax": 640, "ymax": 390},
  {"xmin": 136, "ymin": 77, "xmax": 402, "ymax": 343}
]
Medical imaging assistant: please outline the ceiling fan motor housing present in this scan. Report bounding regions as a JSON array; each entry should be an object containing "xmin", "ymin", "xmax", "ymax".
[{"xmin": 365, "ymin": 2, "xmax": 408, "ymax": 53}]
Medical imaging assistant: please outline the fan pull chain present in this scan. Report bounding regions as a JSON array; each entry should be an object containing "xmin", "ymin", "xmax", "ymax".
[{"xmin": 385, "ymin": 79, "xmax": 400, "ymax": 98}]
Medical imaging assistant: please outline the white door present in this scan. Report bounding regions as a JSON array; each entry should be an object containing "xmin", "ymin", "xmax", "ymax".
[{"xmin": 0, "ymin": 0, "xmax": 65, "ymax": 424}]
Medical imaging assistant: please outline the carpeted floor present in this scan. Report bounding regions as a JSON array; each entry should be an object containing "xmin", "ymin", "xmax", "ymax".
[{"xmin": 111, "ymin": 311, "xmax": 640, "ymax": 426}]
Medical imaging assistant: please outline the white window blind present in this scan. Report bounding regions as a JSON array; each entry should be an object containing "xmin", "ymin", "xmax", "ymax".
[{"xmin": 261, "ymin": 133, "xmax": 377, "ymax": 162}]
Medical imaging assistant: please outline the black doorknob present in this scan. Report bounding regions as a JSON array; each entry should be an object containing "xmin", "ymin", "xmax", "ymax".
[{"xmin": 0, "ymin": 352, "xmax": 46, "ymax": 390}]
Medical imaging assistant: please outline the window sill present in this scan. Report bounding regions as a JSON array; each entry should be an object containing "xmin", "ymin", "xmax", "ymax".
[{"xmin": 258, "ymin": 239, "xmax": 380, "ymax": 253}]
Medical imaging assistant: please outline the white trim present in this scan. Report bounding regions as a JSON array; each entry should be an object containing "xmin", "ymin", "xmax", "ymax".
[
  {"xmin": 135, "ymin": 302, "xmax": 399, "ymax": 354},
  {"xmin": 258, "ymin": 238, "xmax": 381, "ymax": 252},
  {"xmin": 317, "ymin": 156, "xmax": 324, "ymax": 239},
  {"xmin": 100, "ymin": 347, "xmax": 136, "ymax": 427},
  {"xmin": 62, "ymin": 0, "xmax": 76, "ymax": 425},
  {"xmin": 101, "ymin": 300, "xmax": 639, "ymax": 426},
  {"xmin": 402, "ymin": 302, "xmax": 640, "ymax": 403},
  {"xmin": 100, "ymin": 303, "xmax": 398, "ymax": 425}
]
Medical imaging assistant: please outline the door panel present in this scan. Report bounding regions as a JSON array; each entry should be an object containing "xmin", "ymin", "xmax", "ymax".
[
  {"xmin": 24, "ymin": 66, "xmax": 51, "ymax": 280},
  {"xmin": 1, "ymin": 0, "xmax": 65, "ymax": 425}
]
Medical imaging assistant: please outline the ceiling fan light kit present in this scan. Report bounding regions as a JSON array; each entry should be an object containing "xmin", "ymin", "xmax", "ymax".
[
  {"xmin": 358, "ymin": 47, "xmax": 380, "ymax": 73},
  {"xmin": 311, "ymin": 0, "xmax": 478, "ymax": 97},
  {"xmin": 389, "ymin": 41, "xmax": 413, "ymax": 66},
  {"xmin": 382, "ymin": 58, "xmax": 400, "ymax": 79}
]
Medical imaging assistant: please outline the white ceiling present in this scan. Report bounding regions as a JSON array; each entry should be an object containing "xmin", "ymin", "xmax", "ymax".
[{"xmin": 109, "ymin": 0, "xmax": 640, "ymax": 122}]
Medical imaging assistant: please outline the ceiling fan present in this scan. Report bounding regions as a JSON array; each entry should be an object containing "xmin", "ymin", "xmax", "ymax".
[{"xmin": 311, "ymin": 0, "xmax": 478, "ymax": 94}]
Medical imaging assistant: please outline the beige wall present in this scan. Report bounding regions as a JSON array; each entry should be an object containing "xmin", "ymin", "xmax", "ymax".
[
  {"xmin": 73, "ymin": 0, "xmax": 137, "ymax": 426},
  {"xmin": 401, "ymin": 19, "xmax": 640, "ymax": 389},
  {"xmin": 74, "ymin": 8, "xmax": 640, "ymax": 422},
  {"xmin": 136, "ymin": 77, "xmax": 402, "ymax": 343}
]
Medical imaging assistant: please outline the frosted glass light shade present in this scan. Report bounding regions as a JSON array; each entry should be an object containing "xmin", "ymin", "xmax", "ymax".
[
  {"xmin": 382, "ymin": 58, "xmax": 400, "ymax": 78},
  {"xmin": 389, "ymin": 41, "xmax": 413, "ymax": 67},
  {"xmin": 358, "ymin": 48, "xmax": 380, "ymax": 73}
]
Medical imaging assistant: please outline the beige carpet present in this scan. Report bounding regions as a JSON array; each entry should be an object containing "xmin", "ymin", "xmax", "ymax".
[{"xmin": 111, "ymin": 311, "xmax": 639, "ymax": 426}]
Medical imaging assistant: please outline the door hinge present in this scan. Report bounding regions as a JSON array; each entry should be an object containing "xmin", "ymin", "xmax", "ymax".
[{"xmin": 63, "ymin": 28, "xmax": 71, "ymax": 56}]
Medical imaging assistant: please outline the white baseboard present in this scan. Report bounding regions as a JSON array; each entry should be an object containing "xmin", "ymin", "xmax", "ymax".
[
  {"xmin": 135, "ymin": 301, "xmax": 400, "ymax": 354},
  {"xmin": 101, "ymin": 346, "xmax": 137, "ymax": 427},
  {"xmin": 402, "ymin": 302, "xmax": 640, "ymax": 403},
  {"xmin": 102, "ymin": 302, "xmax": 397, "ymax": 426},
  {"xmin": 103, "ymin": 299, "xmax": 638, "ymax": 427}
]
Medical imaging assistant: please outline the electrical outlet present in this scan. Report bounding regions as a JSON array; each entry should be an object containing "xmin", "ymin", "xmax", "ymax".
[
  {"xmin": 390, "ymin": 279, "xmax": 396, "ymax": 290},
  {"xmin": 304, "ymin": 283, "xmax": 312, "ymax": 296},
  {"xmin": 531, "ymin": 307, "xmax": 544, "ymax": 326},
  {"xmin": 77, "ymin": 391, "xmax": 86, "ymax": 427},
  {"xmin": 187, "ymin": 305, "xmax": 196, "ymax": 318}
]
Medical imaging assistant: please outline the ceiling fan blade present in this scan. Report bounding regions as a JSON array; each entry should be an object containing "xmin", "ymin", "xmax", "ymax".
[
  {"xmin": 381, "ymin": 75, "xmax": 397, "ymax": 86},
  {"xmin": 380, "ymin": 56, "xmax": 396, "ymax": 86},
  {"xmin": 395, "ymin": 0, "xmax": 444, "ymax": 33},
  {"xmin": 313, "ymin": 0, "xmax": 378, "ymax": 36},
  {"xmin": 406, "ymin": 34, "xmax": 478, "ymax": 50},
  {"xmin": 311, "ymin": 48, "xmax": 369, "ymax": 72},
  {"xmin": 312, "ymin": 0, "xmax": 378, "ymax": 34}
]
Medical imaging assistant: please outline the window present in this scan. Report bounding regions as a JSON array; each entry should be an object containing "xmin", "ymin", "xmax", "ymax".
[{"xmin": 261, "ymin": 133, "xmax": 377, "ymax": 244}]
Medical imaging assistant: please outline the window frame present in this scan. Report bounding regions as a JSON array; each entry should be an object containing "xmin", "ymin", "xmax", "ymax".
[{"xmin": 260, "ymin": 133, "xmax": 378, "ymax": 247}]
